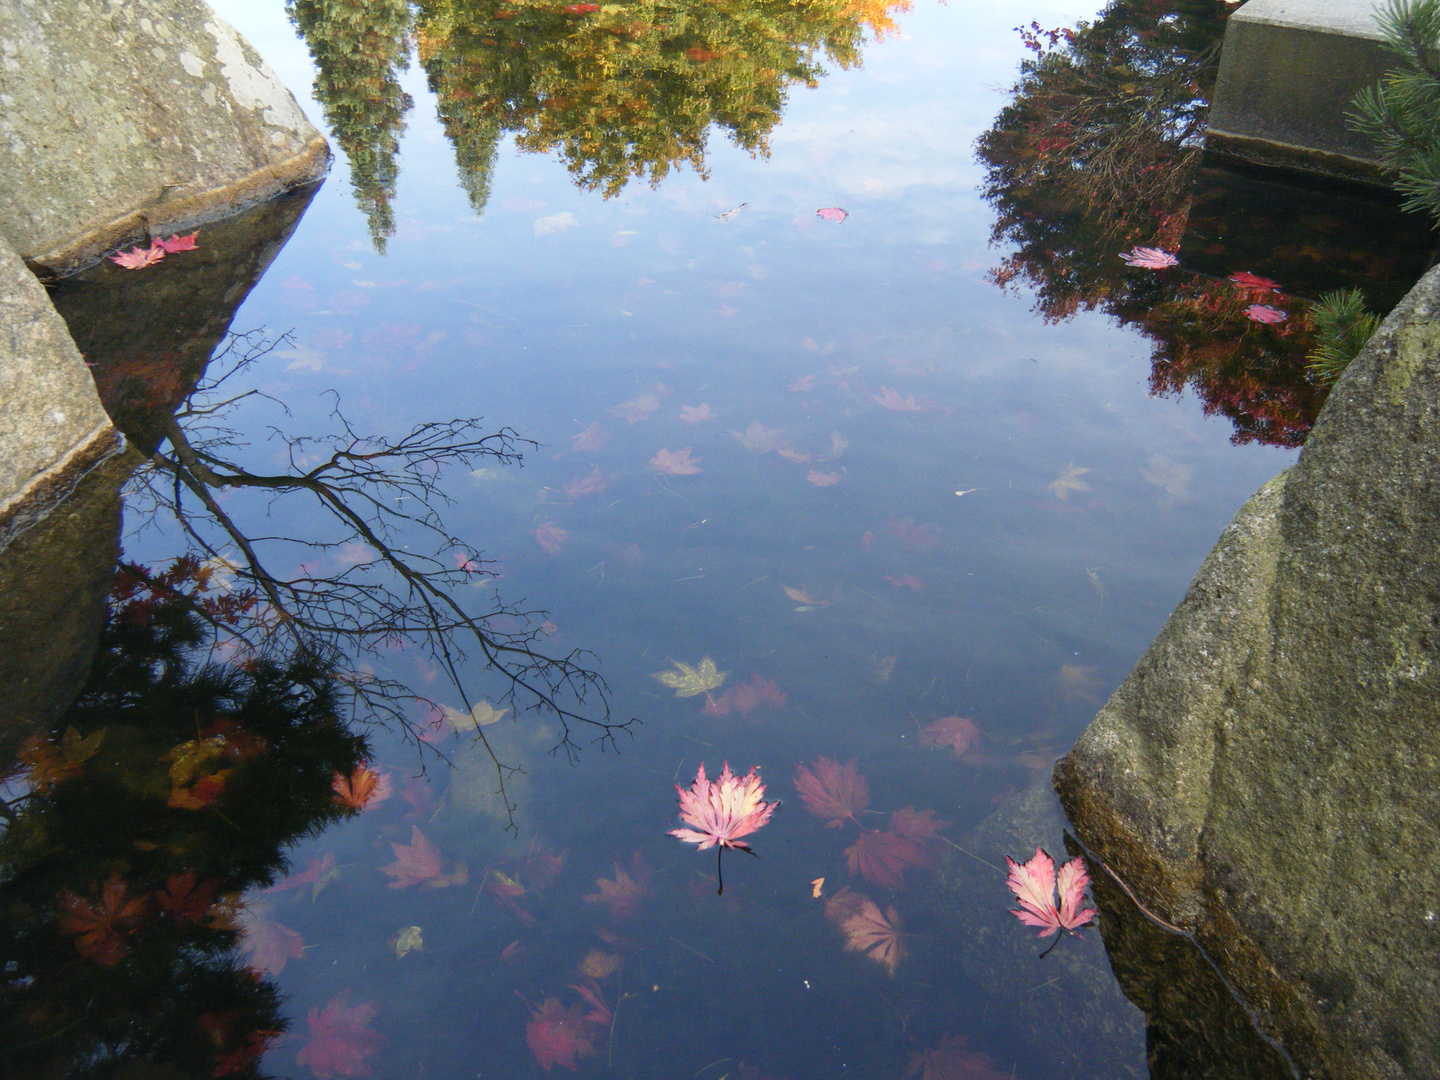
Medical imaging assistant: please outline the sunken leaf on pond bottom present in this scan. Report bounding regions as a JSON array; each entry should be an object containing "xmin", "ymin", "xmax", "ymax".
[{"xmin": 826, "ymin": 889, "xmax": 903, "ymax": 975}]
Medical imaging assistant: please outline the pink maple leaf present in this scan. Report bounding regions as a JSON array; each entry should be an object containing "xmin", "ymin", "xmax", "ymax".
[
  {"xmin": 1245, "ymin": 303, "xmax": 1288, "ymax": 324},
  {"xmin": 1005, "ymin": 846, "xmax": 1096, "ymax": 939},
  {"xmin": 535, "ymin": 522, "xmax": 568, "ymax": 555},
  {"xmin": 816, "ymin": 207, "xmax": 850, "ymax": 223},
  {"xmin": 156, "ymin": 231, "xmax": 200, "ymax": 253},
  {"xmin": 669, "ymin": 762, "xmax": 777, "ymax": 894},
  {"xmin": 1118, "ymin": 246, "xmax": 1178, "ymax": 269},
  {"xmin": 109, "ymin": 243, "xmax": 166, "ymax": 269},
  {"xmin": 296, "ymin": 996, "xmax": 382, "ymax": 1079}
]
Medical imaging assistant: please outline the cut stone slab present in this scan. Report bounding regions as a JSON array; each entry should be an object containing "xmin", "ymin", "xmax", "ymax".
[
  {"xmin": 0, "ymin": 237, "xmax": 122, "ymax": 553},
  {"xmin": 0, "ymin": 0, "xmax": 329, "ymax": 274},
  {"xmin": 1207, "ymin": 0, "xmax": 1390, "ymax": 182},
  {"xmin": 1055, "ymin": 261, "xmax": 1440, "ymax": 1079}
]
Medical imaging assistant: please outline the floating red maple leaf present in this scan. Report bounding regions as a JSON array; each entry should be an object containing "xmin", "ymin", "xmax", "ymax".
[
  {"xmin": 331, "ymin": 764, "xmax": 389, "ymax": 811},
  {"xmin": 1005, "ymin": 846, "xmax": 1096, "ymax": 938},
  {"xmin": 296, "ymin": 996, "xmax": 382, "ymax": 1079},
  {"xmin": 109, "ymin": 243, "xmax": 165, "ymax": 269},
  {"xmin": 907, "ymin": 1034, "xmax": 1011, "ymax": 1080},
  {"xmin": 1227, "ymin": 270, "xmax": 1279, "ymax": 293},
  {"xmin": 920, "ymin": 716, "xmax": 980, "ymax": 760},
  {"xmin": 825, "ymin": 889, "xmax": 903, "ymax": 975},
  {"xmin": 669, "ymin": 762, "xmax": 777, "ymax": 893},
  {"xmin": 56, "ymin": 871, "xmax": 148, "ymax": 965},
  {"xmin": 794, "ymin": 757, "xmax": 869, "ymax": 828},
  {"xmin": 156, "ymin": 231, "xmax": 200, "ymax": 253},
  {"xmin": 526, "ymin": 997, "xmax": 600, "ymax": 1072},
  {"xmin": 844, "ymin": 828, "xmax": 931, "ymax": 889},
  {"xmin": 1245, "ymin": 303, "xmax": 1288, "ymax": 324},
  {"xmin": 702, "ymin": 674, "xmax": 787, "ymax": 717}
]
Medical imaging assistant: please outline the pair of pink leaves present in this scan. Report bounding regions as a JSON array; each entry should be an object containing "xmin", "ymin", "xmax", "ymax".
[
  {"xmin": 1005, "ymin": 846, "xmax": 1095, "ymax": 939},
  {"xmin": 108, "ymin": 231, "xmax": 200, "ymax": 269}
]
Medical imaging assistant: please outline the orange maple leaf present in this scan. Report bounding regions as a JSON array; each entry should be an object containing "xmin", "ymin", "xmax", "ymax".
[
  {"xmin": 794, "ymin": 757, "xmax": 869, "ymax": 828},
  {"xmin": 332, "ymin": 764, "xmax": 389, "ymax": 811},
  {"xmin": 844, "ymin": 828, "xmax": 931, "ymax": 889},
  {"xmin": 825, "ymin": 889, "xmax": 903, "ymax": 976},
  {"xmin": 56, "ymin": 872, "xmax": 148, "ymax": 966}
]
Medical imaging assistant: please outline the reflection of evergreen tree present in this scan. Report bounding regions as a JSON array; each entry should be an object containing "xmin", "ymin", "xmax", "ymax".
[
  {"xmin": 975, "ymin": 0, "xmax": 1326, "ymax": 448},
  {"xmin": 288, "ymin": 0, "xmax": 415, "ymax": 250},
  {"xmin": 415, "ymin": 0, "xmax": 881, "ymax": 199},
  {"xmin": 0, "ymin": 559, "xmax": 368, "ymax": 1079}
]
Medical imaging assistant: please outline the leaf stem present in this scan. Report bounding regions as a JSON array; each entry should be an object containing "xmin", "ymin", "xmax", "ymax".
[{"xmin": 716, "ymin": 845, "xmax": 724, "ymax": 895}]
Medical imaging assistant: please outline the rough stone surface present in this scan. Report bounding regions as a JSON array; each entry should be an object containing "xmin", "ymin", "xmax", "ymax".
[
  {"xmin": 0, "ymin": 237, "xmax": 121, "ymax": 551},
  {"xmin": 1208, "ymin": 0, "xmax": 1389, "ymax": 182},
  {"xmin": 0, "ymin": 448, "xmax": 136, "ymax": 762},
  {"xmin": 1056, "ymin": 263, "xmax": 1440, "ymax": 1079},
  {"xmin": 0, "ymin": 0, "xmax": 329, "ymax": 274},
  {"xmin": 48, "ymin": 182, "xmax": 320, "ymax": 454}
]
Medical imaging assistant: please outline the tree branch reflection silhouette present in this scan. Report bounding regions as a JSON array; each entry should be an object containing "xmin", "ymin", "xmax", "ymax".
[{"xmin": 126, "ymin": 331, "xmax": 632, "ymax": 819}]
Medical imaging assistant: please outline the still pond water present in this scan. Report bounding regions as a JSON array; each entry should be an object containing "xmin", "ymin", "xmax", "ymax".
[{"xmin": 15, "ymin": 0, "xmax": 1425, "ymax": 1076}]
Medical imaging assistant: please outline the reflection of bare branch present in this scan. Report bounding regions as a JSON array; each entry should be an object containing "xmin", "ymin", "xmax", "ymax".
[{"xmin": 128, "ymin": 332, "xmax": 632, "ymax": 827}]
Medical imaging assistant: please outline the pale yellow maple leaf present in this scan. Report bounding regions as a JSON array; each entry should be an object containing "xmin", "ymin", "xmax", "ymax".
[
  {"xmin": 394, "ymin": 925, "xmax": 424, "ymax": 959},
  {"xmin": 652, "ymin": 657, "xmax": 727, "ymax": 698},
  {"xmin": 1048, "ymin": 462, "xmax": 1091, "ymax": 499},
  {"xmin": 734, "ymin": 419, "xmax": 786, "ymax": 453},
  {"xmin": 442, "ymin": 700, "xmax": 509, "ymax": 732},
  {"xmin": 783, "ymin": 585, "xmax": 831, "ymax": 607},
  {"xmin": 1140, "ymin": 453, "xmax": 1192, "ymax": 499}
]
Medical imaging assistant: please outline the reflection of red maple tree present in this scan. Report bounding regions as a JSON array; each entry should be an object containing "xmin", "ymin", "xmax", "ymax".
[{"xmin": 296, "ymin": 997, "xmax": 383, "ymax": 1079}]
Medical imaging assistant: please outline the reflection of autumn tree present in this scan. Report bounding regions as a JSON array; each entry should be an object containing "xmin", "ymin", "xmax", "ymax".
[
  {"xmin": 127, "ymin": 332, "xmax": 627, "ymax": 808},
  {"xmin": 287, "ymin": 0, "xmax": 415, "ymax": 249},
  {"xmin": 977, "ymin": 0, "xmax": 1228, "ymax": 318},
  {"xmin": 288, "ymin": 0, "xmax": 906, "ymax": 223},
  {"xmin": 0, "ymin": 562, "xmax": 368, "ymax": 1079},
  {"xmin": 976, "ymin": 0, "xmax": 1325, "ymax": 447}
]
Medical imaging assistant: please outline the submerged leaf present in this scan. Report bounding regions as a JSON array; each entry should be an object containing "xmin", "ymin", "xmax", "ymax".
[
  {"xmin": 650, "ymin": 447, "xmax": 702, "ymax": 475},
  {"xmin": 1047, "ymin": 462, "xmax": 1091, "ymax": 499},
  {"xmin": 908, "ymin": 1034, "xmax": 1011, "ymax": 1080},
  {"xmin": 825, "ymin": 889, "xmax": 902, "ymax": 975},
  {"xmin": 920, "ymin": 716, "xmax": 980, "ymax": 760},
  {"xmin": 844, "ymin": 828, "xmax": 931, "ymax": 889},
  {"xmin": 296, "ymin": 996, "xmax": 382, "ymax": 1079},
  {"xmin": 794, "ymin": 757, "xmax": 868, "ymax": 828},
  {"xmin": 526, "ymin": 997, "xmax": 599, "ymax": 1072}
]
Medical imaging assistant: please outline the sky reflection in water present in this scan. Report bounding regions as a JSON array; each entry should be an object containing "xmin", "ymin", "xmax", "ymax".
[{"xmin": 127, "ymin": 0, "xmax": 1308, "ymax": 1075}]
